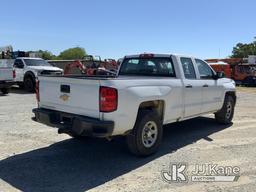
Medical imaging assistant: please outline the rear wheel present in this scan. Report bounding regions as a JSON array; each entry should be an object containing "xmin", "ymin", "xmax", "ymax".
[
  {"xmin": 215, "ymin": 95, "xmax": 235, "ymax": 124},
  {"xmin": 126, "ymin": 110, "xmax": 163, "ymax": 156},
  {"xmin": 1, "ymin": 88, "xmax": 9, "ymax": 95},
  {"xmin": 24, "ymin": 77, "xmax": 35, "ymax": 92}
]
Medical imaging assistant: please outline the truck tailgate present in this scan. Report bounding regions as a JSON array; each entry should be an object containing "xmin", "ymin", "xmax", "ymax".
[
  {"xmin": 0, "ymin": 68, "xmax": 13, "ymax": 81},
  {"xmin": 38, "ymin": 76, "xmax": 101, "ymax": 119}
]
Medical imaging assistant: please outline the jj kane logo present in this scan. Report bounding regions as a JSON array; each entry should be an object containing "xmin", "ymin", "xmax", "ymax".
[{"xmin": 161, "ymin": 163, "xmax": 240, "ymax": 183}]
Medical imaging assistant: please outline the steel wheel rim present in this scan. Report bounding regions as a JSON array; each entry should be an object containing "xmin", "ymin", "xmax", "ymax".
[
  {"xmin": 142, "ymin": 121, "xmax": 158, "ymax": 148},
  {"xmin": 226, "ymin": 101, "xmax": 232, "ymax": 119}
]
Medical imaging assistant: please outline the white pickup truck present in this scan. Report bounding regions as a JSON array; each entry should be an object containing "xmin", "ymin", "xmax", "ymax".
[
  {"xmin": 13, "ymin": 57, "xmax": 63, "ymax": 92},
  {"xmin": 0, "ymin": 59, "xmax": 15, "ymax": 94},
  {"xmin": 33, "ymin": 54, "xmax": 236, "ymax": 156}
]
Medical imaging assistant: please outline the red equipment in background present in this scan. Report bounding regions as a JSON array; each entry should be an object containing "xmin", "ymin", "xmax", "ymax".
[
  {"xmin": 206, "ymin": 58, "xmax": 256, "ymax": 86},
  {"xmin": 208, "ymin": 61, "xmax": 232, "ymax": 78},
  {"xmin": 64, "ymin": 60, "xmax": 87, "ymax": 75},
  {"xmin": 64, "ymin": 57, "xmax": 119, "ymax": 76}
]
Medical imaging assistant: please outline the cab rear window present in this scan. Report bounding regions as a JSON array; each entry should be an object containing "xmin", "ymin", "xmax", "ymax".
[{"xmin": 119, "ymin": 57, "xmax": 175, "ymax": 77}]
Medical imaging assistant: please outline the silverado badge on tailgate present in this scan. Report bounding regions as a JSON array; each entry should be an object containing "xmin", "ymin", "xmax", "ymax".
[{"xmin": 60, "ymin": 94, "xmax": 70, "ymax": 101}]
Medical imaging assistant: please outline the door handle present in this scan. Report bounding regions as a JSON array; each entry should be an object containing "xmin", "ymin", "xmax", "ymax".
[
  {"xmin": 185, "ymin": 84, "xmax": 193, "ymax": 88},
  {"xmin": 203, "ymin": 84, "xmax": 209, "ymax": 87}
]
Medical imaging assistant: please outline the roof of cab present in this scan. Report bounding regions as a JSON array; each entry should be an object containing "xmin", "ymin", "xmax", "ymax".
[
  {"xmin": 16, "ymin": 57, "xmax": 44, "ymax": 60},
  {"xmin": 124, "ymin": 53, "xmax": 194, "ymax": 58}
]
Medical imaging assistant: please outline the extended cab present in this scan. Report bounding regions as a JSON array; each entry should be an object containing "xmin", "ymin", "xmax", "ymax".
[
  {"xmin": 0, "ymin": 59, "xmax": 15, "ymax": 94},
  {"xmin": 33, "ymin": 54, "xmax": 236, "ymax": 156},
  {"xmin": 13, "ymin": 57, "xmax": 63, "ymax": 92}
]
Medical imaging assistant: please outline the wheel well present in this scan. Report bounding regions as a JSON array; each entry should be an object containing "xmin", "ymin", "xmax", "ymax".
[
  {"xmin": 123, "ymin": 100, "xmax": 165, "ymax": 136},
  {"xmin": 225, "ymin": 91, "xmax": 236, "ymax": 105},
  {"xmin": 138, "ymin": 100, "xmax": 165, "ymax": 121}
]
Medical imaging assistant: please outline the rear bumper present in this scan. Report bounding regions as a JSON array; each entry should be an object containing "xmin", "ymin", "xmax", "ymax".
[
  {"xmin": 0, "ymin": 81, "xmax": 14, "ymax": 89},
  {"xmin": 32, "ymin": 108, "xmax": 114, "ymax": 137}
]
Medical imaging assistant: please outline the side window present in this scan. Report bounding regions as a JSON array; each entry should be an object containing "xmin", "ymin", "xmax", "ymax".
[
  {"xmin": 195, "ymin": 59, "xmax": 214, "ymax": 79},
  {"xmin": 180, "ymin": 57, "xmax": 196, "ymax": 79},
  {"xmin": 14, "ymin": 59, "xmax": 24, "ymax": 68}
]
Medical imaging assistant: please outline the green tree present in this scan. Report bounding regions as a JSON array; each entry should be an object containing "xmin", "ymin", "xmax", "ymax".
[
  {"xmin": 37, "ymin": 50, "xmax": 56, "ymax": 60},
  {"xmin": 231, "ymin": 37, "xmax": 256, "ymax": 58},
  {"xmin": 58, "ymin": 47, "xmax": 86, "ymax": 60}
]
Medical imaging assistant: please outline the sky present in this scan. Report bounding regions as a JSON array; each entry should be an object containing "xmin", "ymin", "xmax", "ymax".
[{"xmin": 1, "ymin": 0, "xmax": 255, "ymax": 59}]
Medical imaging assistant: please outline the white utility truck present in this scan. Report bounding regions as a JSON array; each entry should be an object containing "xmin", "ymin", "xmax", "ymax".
[
  {"xmin": 0, "ymin": 59, "xmax": 15, "ymax": 94},
  {"xmin": 33, "ymin": 54, "xmax": 236, "ymax": 156}
]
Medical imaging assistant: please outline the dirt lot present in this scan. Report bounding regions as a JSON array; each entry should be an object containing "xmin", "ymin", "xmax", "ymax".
[{"xmin": 0, "ymin": 87, "xmax": 256, "ymax": 192}]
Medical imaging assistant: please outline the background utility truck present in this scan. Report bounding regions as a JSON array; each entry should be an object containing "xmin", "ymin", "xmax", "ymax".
[
  {"xmin": 33, "ymin": 54, "xmax": 236, "ymax": 156},
  {"xmin": 0, "ymin": 59, "xmax": 15, "ymax": 94}
]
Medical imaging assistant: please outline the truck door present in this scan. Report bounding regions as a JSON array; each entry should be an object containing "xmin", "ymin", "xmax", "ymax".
[
  {"xmin": 13, "ymin": 59, "xmax": 24, "ymax": 82},
  {"xmin": 195, "ymin": 59, "xmax": 223, "ymax": 112},
  {"xmin": 180, "ymin": 57, "xmax": 203, "ymax": 118}
]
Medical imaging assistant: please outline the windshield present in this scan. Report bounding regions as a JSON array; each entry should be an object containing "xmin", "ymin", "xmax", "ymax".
[
  {"xmin": 119, "ymin": 57, "xmax": 175, "ymax": 77},
  {"xmin": 24, "ymin": 59, "xmax": 52, "ymax": 66}
]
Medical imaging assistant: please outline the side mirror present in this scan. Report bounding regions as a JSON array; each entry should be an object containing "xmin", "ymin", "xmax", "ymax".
[{"xmin": 213, "ymin": 71, "xmax": 225, "ymax": 80}]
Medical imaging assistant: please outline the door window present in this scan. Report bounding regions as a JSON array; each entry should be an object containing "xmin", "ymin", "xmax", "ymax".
[
  {"xmin": 180, "ymin": 57, "xmax": 196, "ymax": 79},
  {"xmin": 195, "ymin": 59, "xmax": 214, "ymax": 79},
  {"xmin": 14, "ymin": 59, "xmax": 24, "ymax": 68}
]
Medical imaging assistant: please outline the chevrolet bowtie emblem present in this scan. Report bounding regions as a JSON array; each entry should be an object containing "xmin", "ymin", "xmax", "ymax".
[{"xmin": 60, "ymin": 94, "xmax": 70, "ymax": 101}]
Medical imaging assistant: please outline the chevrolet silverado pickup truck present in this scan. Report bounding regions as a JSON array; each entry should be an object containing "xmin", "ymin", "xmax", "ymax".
[
  {"xmin": 33, "ymin": 54, "xmax": 236, "ymax": 156},
  {"xmin": 13, "ymin": 57, "xmax": 63, "ymax": 92},
  {"xmin": 0, "ymin": 59, "xmax": 15, "ymax": 94}
]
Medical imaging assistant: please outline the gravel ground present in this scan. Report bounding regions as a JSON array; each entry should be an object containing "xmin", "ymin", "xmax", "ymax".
[{"xmin": 0, "ymin": 86, "xmax": 256, "ymax": 192}]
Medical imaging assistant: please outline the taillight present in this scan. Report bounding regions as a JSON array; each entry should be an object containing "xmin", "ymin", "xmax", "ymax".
[
  {"xmin": 99, "ymin": 86, "xmax": 118, "ymax": 112},
  {"xmin": 13, "ymin": 70, "xmax": 16, "ymax": 79},
  {"xmin": 36, "ymin": 80, "xmax": 40, "ymax": 102}
]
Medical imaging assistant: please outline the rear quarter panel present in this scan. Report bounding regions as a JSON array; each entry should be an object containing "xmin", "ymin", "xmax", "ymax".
[{"xmin": 100, "ymin": 78, "xmax": 183, "ymax": 135}]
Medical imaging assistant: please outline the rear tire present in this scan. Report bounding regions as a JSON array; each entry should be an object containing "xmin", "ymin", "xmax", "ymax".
[
  {"xmin": 126, "ymin": 110, "xmax": 163, "ymax": 156},
  {"xmin": 24, "ymin": 77, "xmax": 35, "ymax": 92},
  {"xmin": 215, "ymin": 95, "xmax": 235, "ymax": 124},
  {"xmin": 1, "ymin": 88, "xmax": 9, "ymax": 95}
]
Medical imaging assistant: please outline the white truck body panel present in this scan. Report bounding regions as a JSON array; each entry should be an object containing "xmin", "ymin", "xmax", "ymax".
[
  {"xmin": 0, "ymin": 68, "xmax": 13, "ymax": 81},
  {"xmin": 0, "ymin": 60, "xmax": 14, "ymax": 81}
]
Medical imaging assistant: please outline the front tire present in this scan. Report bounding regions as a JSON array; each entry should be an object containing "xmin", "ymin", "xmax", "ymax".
[
  {"xmin": 24, "ymin": 77, "xmax": 35, "ymax": 92},
  {"xmin": 126, "ymin": 110, "xmax": 163, "ymax": 156},
  {"xmin": 215, "ymin": 95, "xmax": 235, "ymax": 124}
]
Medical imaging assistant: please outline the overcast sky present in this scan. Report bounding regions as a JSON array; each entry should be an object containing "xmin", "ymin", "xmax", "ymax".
[{"xmin": 1, "ymin": 0, "xmax": 255, "ymax": 59}]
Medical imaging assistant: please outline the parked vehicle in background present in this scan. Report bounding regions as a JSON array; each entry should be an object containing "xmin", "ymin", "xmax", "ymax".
[
  {"xmin": 33, "ymin": 53, "xmax": 236, "ymax": 156},
  {"xmin": 232, "ymin": 64, "xmax": 256, "ymax": 86},
  {"xmin": 206, "ymin": 57, "xmax": 256, "ymax": 86},
  {"xmin": 13, "ymin": 58, "xmax": 63, "ymax": 92},
  {"xmin": 0, "ymin": 59, "xmax": 15, "ymax": 94}
]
